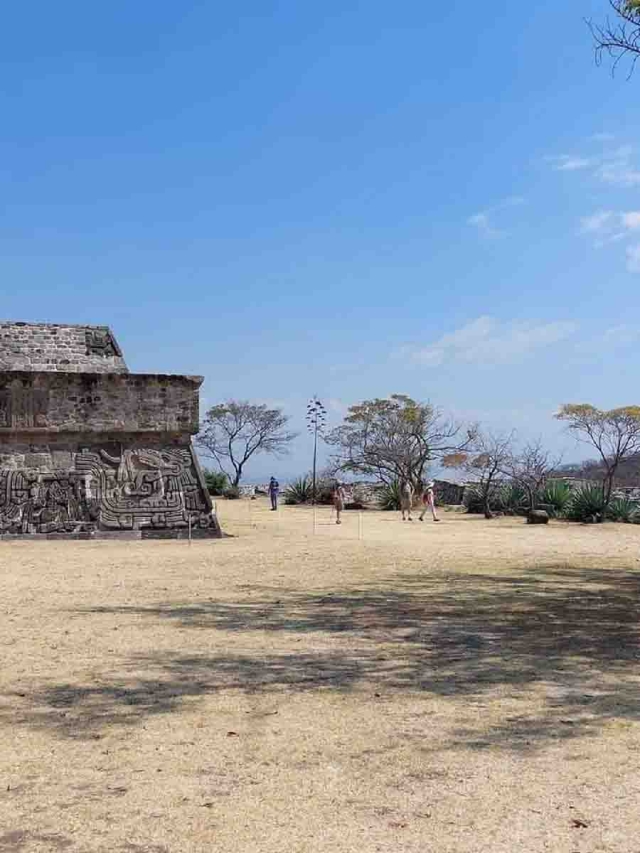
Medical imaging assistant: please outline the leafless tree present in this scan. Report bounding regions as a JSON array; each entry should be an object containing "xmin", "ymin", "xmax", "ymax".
[
  {"xmin": 502, "ymin": 440, "xmax": 562, "ymax": 513},
  {"xmin": 326, "ymin": 394, "xmax": 475, "ymax": 491},
  {"xmin": 589, "ymin": 1, "xmax": 640, "ymax": 74},
  {"xmin": 196, "ymin": 401, "xmax": 297, "ymax": 487},
  {"xmin": 444, "ymin": 430, "xmax": 515, "ymax": 519}
]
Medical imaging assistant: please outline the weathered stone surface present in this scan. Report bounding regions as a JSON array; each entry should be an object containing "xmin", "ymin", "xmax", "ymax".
[
  {"xmin": 0, "ymin": 322, "xmax": 128, "ymax": 373},
  {"xmin": 0, "ymin": 322, "xmax": 221, "ymax": 539},
  {"xmin": 0, "ymin": 372, "xmax": 202, "ymax": 433}
]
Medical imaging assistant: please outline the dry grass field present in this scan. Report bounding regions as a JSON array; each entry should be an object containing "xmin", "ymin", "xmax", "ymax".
[{"xmin": 1, "ymin": 500, "xmax": 640, "ymax": 853}]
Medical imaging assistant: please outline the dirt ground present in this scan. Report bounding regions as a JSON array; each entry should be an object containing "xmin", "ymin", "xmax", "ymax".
[{"xmin": 1, "ymin": 500, "xmax": 640, "ymax": 853}]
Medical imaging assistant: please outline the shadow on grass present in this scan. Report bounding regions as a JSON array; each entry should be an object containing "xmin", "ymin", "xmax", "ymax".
[{"xmin": 3, "ymin": 565, "xmax": 640, "ymax": 749}]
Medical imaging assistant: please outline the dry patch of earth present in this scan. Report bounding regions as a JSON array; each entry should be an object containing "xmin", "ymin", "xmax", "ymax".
[{"xmin": 1, "ymin": 500, "xmax": 639, "ymax": 852}]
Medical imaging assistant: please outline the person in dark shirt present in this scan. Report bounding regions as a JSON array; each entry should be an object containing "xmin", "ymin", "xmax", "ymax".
[{"xmin": 268, "ymin": 476, "xmax": 280, "ymax": 511}]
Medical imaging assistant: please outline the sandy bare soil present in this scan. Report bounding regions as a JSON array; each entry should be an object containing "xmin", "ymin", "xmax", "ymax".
[{"xmin": 1, "ymin": 500, "xmax": 640, "ymax": 853}]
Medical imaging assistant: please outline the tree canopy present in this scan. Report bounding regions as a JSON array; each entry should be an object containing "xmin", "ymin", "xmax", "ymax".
[
  {"xmin": 326, "ymin": 394, "xmax": 473, "ymax": 489},
  {"xmin": 196, "ymin": 401, "xmax": 297, "ymax": 487},
  {"xmin": 556, "ymin": 403, "xmax": 640, "ymax": 508}
]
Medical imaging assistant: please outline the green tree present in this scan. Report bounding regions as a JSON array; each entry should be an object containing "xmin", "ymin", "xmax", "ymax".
[
  {"xmin": 196, "ymin": 401, "xmax": 297, "ymax": 487},
  {"xmin": 326, "ymin": 394, "xmax": 473, "ymax": 490},
  {"xmin": 556, "ymin": 404, "xmax": 640, "ymax": 514}
]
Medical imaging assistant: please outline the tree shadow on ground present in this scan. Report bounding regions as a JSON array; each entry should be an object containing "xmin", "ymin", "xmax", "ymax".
[{"xmin": 3, "ymin": 565, "xmax": 640, "ymax": 750}]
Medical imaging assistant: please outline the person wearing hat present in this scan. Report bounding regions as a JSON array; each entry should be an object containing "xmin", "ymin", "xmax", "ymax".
[{"xmin": 419, "ymin": 481, "xmax": 439, "ymax": 522}]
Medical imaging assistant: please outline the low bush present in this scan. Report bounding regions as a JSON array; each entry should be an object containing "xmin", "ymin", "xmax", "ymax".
[
  {"xmin": 224, "ymin": 485, "xmax": 241, "ymax": 500},
  {"xmin": 496, "ymin": 484, "xmax": 528, "ymax": 515},
  {"xmin": 540, "ymin": 480, "xmax": 572, "ymax": 518},
  {"xmin": 565, "ymin": 484, "xmax": 605, "ymax": 522},
  {"xmin": 607, "ymin": 497, "xmax": 640, "ymax": 523},
  {"xmin": 283, "ymin": 476, "xmax": 313, "ymax": 505},
  {"xmin": 378, "ymin": 480, "xmax": 402, "ymax": 511},
  {"xmin": 203, "ymin": 469, "xmax": 228, "ymax": 496}
]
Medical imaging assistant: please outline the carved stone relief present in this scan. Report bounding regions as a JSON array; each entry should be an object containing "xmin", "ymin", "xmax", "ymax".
[{"xmin": 0, "ymin": 445, "xmax": 216, "ymax": 535}]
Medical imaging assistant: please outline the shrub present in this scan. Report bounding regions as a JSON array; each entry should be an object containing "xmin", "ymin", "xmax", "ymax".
[
  {"xmin": 378, "ymin": 480, "xmax": 402, "ymax": 511},
  {"xmin": 540, "ymin": 480, "xmax": 572, "ymax": 518},
  {"xmin": 607, "ymin": 497, "xmax": 640, "ymax": 523},
  {"xmin": 283, "ymin": 476, "xmax": 313, "ymax": 505},
  {"xmin": 463, "ymin": 485, "xmax": 485, "ymax": 514},
  {"xmin": 203, "ymin": 469, "xmax": 228, "ymax": 496},
  {"xmin": 495, "ymin": 484, "xmax": 528, "ymax": 515},
  {"xmin": 224, "ymin": 485, "xmax": 241, "ymax": 500},
  {"xmin": 566, "ymin": 484, "xmax": 605, "ymax": 522},
  {"xmin": 314, "ymin": 477, "xmax": 336, "ymax": 505}
]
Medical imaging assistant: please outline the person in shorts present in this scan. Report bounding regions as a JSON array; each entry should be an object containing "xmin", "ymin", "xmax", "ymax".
[
  {"xmin": 400, "ymin": 481, "xmax": 414, "ymax": 521},
  {"xmin": 419, "ymin": 480, "xmax": 439, "ymax": 522}
]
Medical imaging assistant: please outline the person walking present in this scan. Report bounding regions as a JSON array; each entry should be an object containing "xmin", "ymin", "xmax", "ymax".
[
  {"xmin": 333, "ymin": 481, "xmax": 346, "ymax": 525},
  {"xmin": 268, "ymin": 476, "xmax": 280, "ymax": 511},
  {"xmin": 400, "ymin": 480, "xmax": 414, "ymax": 521},
  {"xmin": 419, "ymin": 480, "xmax": 440, "ymax": 522}
]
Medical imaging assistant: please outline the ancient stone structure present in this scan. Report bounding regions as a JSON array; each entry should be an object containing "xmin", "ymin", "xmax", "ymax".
[{"xmin": 0, "ymin": 322, "xmax": 221, "ymax": 539}]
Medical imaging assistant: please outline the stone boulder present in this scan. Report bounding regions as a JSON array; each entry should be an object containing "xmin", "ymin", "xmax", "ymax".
[{"xmin": 527, "ymin": 510, "xmax": 549, "ymax": 525}]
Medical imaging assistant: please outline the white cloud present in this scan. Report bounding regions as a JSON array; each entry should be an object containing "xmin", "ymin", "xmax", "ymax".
[
  {"xmin": 626, "ymin": 244, "xmax": 640, "ymax": 272},
  {"xmin": 467, "ymin": 197, "xmax": 525, "ymax": 239},
  {"xmin": 579, "ymin": 209, "xmax": 640, "ymax": 250},
  {"xmin": 579, "ymin": 210, "xmax": 615, "ymax": 234},
  {"xmin": 621, "ymin": 211, "xmax": 640, "ymax": 230},
  {"xmin": 468, "ymin": 212, "xmax": 501, "ymax": 238},
  {"xmin": 548, "ymin": 142, "xmax": 640, "ymax": 187},
  {"xmin": 406, "ymin": 317, "xmax": 577, "ymax": 367},
  {"xmin": 596, "ymin": 146, "xmax": 640, "ymax": 187},
  {"xmin": 549, "ymin": 155, "xmax": 594, "ymax": 172}
]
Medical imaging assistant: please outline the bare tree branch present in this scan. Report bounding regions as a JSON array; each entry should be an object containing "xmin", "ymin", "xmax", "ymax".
[{"xmin": 588, "ymin": 0, "xmax": 640, "ymax": 75}]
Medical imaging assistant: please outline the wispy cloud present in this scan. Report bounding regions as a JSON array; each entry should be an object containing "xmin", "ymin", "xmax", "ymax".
[
  {"xmin": 579, "ymin": 210, "xmax": 616, "ymax": 235},
  {"xmin": 548, "ymin": 154, "xmax": 594, "ymax": 172},
  {"xmin": 404, "ymin": 316, "xmax": 577, "ymax": 367},
  {"xmin": 549, "ymin": 142, "xmax": 640, "ymax": 187},
  {"xmin": 467, "ymin": 197, "xmax": 525, "ymax": 239},
  {"xmin": 579, "ymin": 209, "xmax": 640, "ymax": 262}
]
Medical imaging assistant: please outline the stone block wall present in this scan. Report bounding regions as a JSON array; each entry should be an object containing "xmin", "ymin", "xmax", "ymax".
[
  {"xmin": 0, "ymin": 322, "xmax": 128, "ymax": 373},
  {"xmin": 0, "ymin": 372, "xmax": 202, "ymax": 434},
  {"xmin": 0, "ymin": 320, "xmax": 221, "ymax": 538}
]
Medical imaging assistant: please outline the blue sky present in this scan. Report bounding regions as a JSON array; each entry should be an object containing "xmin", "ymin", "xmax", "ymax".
[{"xmin": 2, "ymin": 1, "xmax": 640, "ymax": 480}]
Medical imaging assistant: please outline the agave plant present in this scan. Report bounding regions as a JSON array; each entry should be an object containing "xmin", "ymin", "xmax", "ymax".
[
  {"xmin": 566, "ymin": 484, "xmax": 606, "ymax": 522},
  {"xmin": 496, "ymin": 484, "xmax": 528, "ymax": 515},
  {"xmin": 607, "ymin": 497, "xmax": 640, "ymax": 523},
  {"xmin": 283, "ymin": 476, "xmax": 313, "ymax": 505},
  {"xmin": 377, "ymin": 480, "xmax": 402, "ymax": 511},
  {"xmin": 540, "ymin": 480, "xmax": 572, "ymax": 518}
]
